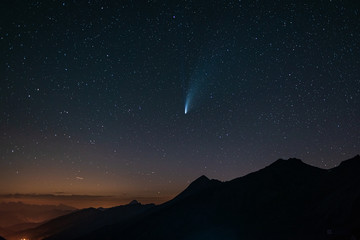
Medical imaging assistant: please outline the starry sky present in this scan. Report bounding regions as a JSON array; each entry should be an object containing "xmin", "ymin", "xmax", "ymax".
[{"xmin": 1, "ymin": 0, "xmax": 359, "ymax": 207}]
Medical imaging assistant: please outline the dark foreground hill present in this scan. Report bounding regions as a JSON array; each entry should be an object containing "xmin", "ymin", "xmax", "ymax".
[
  {"xmin": 9, "ymin": 200, "xmax": 154, "ymax": 240},
  {"xmin": 12, "ymin": 156, "xmax": 360, "ymax": 240}
]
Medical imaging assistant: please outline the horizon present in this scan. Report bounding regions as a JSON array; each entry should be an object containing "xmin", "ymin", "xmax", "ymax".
[{"xmin": 2, "ymin": 154, "xmax": 358, "ymax": 209}]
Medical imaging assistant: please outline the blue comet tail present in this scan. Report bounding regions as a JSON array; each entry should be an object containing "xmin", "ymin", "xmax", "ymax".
[{"xmin": 184, "ymin": 94, "xmax": 192, "ymax": 114}]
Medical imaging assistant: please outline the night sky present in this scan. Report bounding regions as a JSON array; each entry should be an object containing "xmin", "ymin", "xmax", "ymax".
[{"xmin": 1, "ymin": 0, "xmax": 359, "ymax": 207}]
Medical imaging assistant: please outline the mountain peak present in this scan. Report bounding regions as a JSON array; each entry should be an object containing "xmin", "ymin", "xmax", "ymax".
[
  {"xmin": 193, "ymin": 175, "xmax": 210, "ymax": 183},
  {"xmin": 172, "ymin": 175, "xmax": 220, "ymax": 201},
  {"xmin": 269, "ymin": 158, "xmax": 306, "ymax": 168},
  {"xmin": 128, "ymin": 200, "xmax": 140, "ymax": 205},
  {"xmin": 183, "ymin": 175, "xmax": 211, "ymax": 193},
  {"xmin": 260, "ymin": 157, "xmax": 327, "ymax": 179}
]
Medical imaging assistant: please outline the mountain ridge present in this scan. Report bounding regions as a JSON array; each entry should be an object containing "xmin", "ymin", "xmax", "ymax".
[{"xmin": 6, "ymin": 155, "xmax": 360, "ymax": 240}]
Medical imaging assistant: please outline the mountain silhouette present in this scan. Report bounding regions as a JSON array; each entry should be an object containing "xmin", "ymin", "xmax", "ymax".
[
  {"xmin": 0, "ymin": 202, "xmax": 76, "ymax": 230},
  {"xmin": 171, "ymin": 175, "xmax": 221, "ymax": 202},
  {"xmin": 128, "ymin": 200, "xmax": 140, "ymax": 205},
  {"xmin": 8, "ymin": 156, "xmax": 360, "ymax": 240},
  {"xmin": 9, "ymin": 200, "xmax": 154, "ymax": 240}
]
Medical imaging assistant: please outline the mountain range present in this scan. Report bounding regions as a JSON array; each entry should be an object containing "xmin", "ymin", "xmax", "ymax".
[
  {"xmin": 0, "ymin": 202, "xmax": 76, "ymax": 238},
  {"xmin": 3, "ymin": 155, "xmax": 360, "ymax": 240},
  {"xmin": 0, "ymin": 202, "xmax": 76, "ymax": 227}
]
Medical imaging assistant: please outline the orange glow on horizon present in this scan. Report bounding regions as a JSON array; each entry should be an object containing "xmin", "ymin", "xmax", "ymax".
[{"xmin": 0, "ymin": 193, "xmax": 176, "ymax": 209}]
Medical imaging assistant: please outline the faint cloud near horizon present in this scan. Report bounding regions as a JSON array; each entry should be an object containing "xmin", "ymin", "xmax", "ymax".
[{"xmin": 0, "ymin": 193, "xmax": 172, "ymax": 208}]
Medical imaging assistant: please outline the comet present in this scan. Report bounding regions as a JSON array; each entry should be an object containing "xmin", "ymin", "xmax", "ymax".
[
  {"xmin": 184, "ymin": 88, "xmax": 194, "ymax": 114},
  {"xmin": 183, "ymin": 38, "xmax": 227, "ymax": 114}
]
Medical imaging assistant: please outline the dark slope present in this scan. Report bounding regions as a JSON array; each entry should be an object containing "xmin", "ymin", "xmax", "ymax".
[
  {"xmin": 11, "ymin": 201, "xmax": 154, "ymax": 240},
  {"xmin": 73, "ymin": 156, "xmax": 360, "ymax": 240},
  {"xmin": 45, "ymin": 202, "xmax": 154, "ymax": 240},
  {"xmin": 314, "ymin": 155, "xmax": 360, "ymax": 237},
  {"xmin": 11, "ymin": 207, "xmax": 100, "ymax": 240}
]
